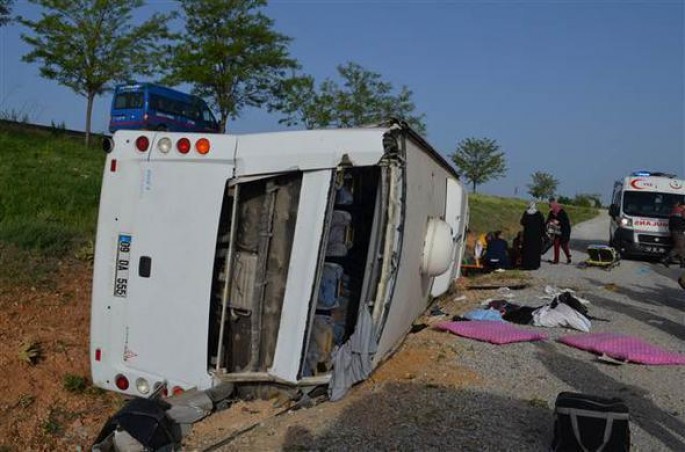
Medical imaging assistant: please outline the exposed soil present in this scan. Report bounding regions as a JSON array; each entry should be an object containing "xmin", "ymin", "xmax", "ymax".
[
  {"xmin": 182, "ymin": 285, "xmax": 509, "ymax": 451},
  {"xmin": 0, "ymin": 258, "xmax": 122, "ymax": 451},
  {"xmin": 0, "ymin": 256, "xmax": 526, "ymax": 450},
  {"xmin": 13, "ymin": 214, "xmax": 682, "ymax": 450}
]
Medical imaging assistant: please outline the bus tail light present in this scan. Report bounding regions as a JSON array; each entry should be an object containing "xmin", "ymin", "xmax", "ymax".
[
  {"xmin": 95, "ymin": 348, "xmax": 102, "ymax": 361},
  {"xmin": 177, "ymin": 138, "xmax": 191, "ymax": 154},
  {"xmin": 110, "ymin": 160, "xmax": 117, "ymax": 173},
  {"xmin": 136, "ymin": 377, "xmax": 150, "ymax": 394},
  {"xmin": 157, "ymin": 137, "xmax": 172, "ymax": 154},
  {"xmin": 172, "ymin": 386, "xmax": 185, "ymax": 396},
  {"xmin": 135, "ymin": 136, "xmax": 149, "ymax": 152},
  {"xmin": 196, "ymin": 138, "xmax": 210, "ymax": 155},
  {"xmin": 153, "ymin": 381, "xmax": 167, "ymax": 397},
  {"xmin": 115, "ymin": 374, "xmax": 130, "ymax": 391}
]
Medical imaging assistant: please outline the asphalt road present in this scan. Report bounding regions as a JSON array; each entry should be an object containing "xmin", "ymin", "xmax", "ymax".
[
  {"xmin": 191, "ymin": 211, "xmax": 685, "ymax": 451},
  {"xmin": 531, "ymin": 211, "xmax": 685, "ymax": 450},
  {"xmin": 567, "ymin": 209, "xmax": 683, "ymax": 281}
]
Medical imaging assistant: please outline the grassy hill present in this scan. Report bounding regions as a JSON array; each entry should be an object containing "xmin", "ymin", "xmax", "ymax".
[
  {"xmin": 0, "ymin": 126, "xmax": 104, "ymax": 284},
  {"xmin": 0, "ymin": 125, "xmax": 599, "ymax": 285},
  {"xmin": 468, "ymin": 193, "xmax": 600, "ymax": 241}
]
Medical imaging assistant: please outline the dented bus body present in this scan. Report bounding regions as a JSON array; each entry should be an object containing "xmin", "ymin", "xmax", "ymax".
[{"xmin": 90, "ymin": 121, "xmax": 468, "ymax": 399}]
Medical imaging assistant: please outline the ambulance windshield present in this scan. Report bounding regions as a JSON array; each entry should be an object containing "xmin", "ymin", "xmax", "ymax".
[{"xmin": 623, "ymin": 192, "xmax": 685, "ymax": 218}]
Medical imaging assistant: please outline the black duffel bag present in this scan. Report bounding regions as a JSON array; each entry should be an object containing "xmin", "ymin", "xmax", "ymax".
[{"xmin": 551, "ymin": 392, "xmax": 630, "ymax": 452}]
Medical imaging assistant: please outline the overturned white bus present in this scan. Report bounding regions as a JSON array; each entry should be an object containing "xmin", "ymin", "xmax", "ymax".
[{"xmin": 90, "ymin": 121, "xmax": 468, "ymax": 400}]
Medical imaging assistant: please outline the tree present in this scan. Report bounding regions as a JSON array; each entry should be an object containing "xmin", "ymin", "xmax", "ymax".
[
  {"xmin": 450, "ymin": 137, "xmax": 507, "ymax": 192},
  {"xmin": 0, "ymin": 0, "xmax": 13, "ymax": 26},
  {"xmin": 275, "ymin": 62, "xmax": 426, "ymax": 134},
  {"xmin": 165, "ymin": 0, "xmax": 298, "ymax": 132},
  {"xmin": 572, "ymin": 193, "xmax": 602, "ymax": 208},
  {"xmin": 527, "ymin": 171, "xmax": 559, "ymax": 200},
  {"xmin": 19, "ymin": 0, "xmax": 172, "ymax": 145}
]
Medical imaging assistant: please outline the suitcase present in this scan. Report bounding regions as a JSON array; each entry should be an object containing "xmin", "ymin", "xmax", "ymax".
[
  {"xmin": 551, "ymin": 392, "xmax": 630, "ymax": 452},
  {"xmin": 586, "ymin": 245, "xmax": 620, "ymax": 269}
]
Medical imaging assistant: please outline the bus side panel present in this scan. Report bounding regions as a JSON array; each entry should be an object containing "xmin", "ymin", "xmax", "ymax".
[{"xmin": 375, "ymin": 140, "xmax": 451, "ymax": 362}]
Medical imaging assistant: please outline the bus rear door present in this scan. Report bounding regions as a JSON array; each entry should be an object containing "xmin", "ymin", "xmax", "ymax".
[{"xmin": 92, "ymin": 131, "xmax": 237, "ymax": 395}]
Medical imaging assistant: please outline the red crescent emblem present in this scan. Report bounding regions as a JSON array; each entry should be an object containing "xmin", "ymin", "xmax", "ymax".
[{"xmin": 630, "ymin": 179, "xmax": 644, "ymax": 189}]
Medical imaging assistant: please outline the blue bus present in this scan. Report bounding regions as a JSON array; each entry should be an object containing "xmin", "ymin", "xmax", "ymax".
[{"xmin": 109, "ymin": 83, "xmax": 220, "ymax": 133}]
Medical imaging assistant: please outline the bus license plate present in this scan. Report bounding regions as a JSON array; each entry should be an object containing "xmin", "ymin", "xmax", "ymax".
[{"xmin": 114, "ymin": 234, "xmax": 132, "ymax": 298}]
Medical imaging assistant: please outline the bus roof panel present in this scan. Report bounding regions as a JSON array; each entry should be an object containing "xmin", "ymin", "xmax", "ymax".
[{"xmin": 234, "ymin": 128, "xmax": 389, "ymax": 176}]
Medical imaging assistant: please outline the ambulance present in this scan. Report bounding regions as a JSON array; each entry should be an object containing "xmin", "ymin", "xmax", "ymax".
[{"xmin": 609, "ymin": 171, "xmax": 685, "ymax": 257}]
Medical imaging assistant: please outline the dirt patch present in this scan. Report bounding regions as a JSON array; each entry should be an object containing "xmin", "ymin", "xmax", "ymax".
[
  {"xmin": 370, "ymin": 330, "xmax": 481, "ymax": 388},
  {"xmin": 183, "ymin": 287, "xmax": 489, "ymax": 451},
  {"xmin": 184, "ymin": 329, "xmax": 485, "ymax": 451},
  {"xmin": 0, "ymin": 259, "xmax": 122, "ymax": 451},
  {"xmin": 0, "ymin": 265, "xmax": 515, "ymax": 450}
]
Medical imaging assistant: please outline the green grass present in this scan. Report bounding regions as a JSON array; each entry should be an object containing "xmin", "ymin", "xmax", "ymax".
[
  {"xmin": 468, "ymin": 193, "xmax": 599, "ymax": 241},
  {"xmin": 63, "ymin": 374, "xmax": 88, "ymax": 394},
  {"xmin": 0, "ymin": 126, "xmax": 104, "ymax": 284},
  {"xmin": 0, "ymin": 124, "xmax": 600, "ymax": 286}
]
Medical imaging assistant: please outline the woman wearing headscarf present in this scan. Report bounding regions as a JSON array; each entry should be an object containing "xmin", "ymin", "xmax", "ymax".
[
  {"xmin": 520, "ymin": 201, "xmax": 545, "ymax": 269},
  {"xmin": 547, "ymin": 198, "xmax": 572, "ymax": 264}
]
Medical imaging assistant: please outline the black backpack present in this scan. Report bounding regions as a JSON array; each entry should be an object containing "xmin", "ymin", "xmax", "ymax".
[
  {"xmin": 92, "ymin": 397, "xmax": 181, "ymax": 451},
  {"xmin": 551, "ymin": 392, "xmax": 630, "ymax": 452}
]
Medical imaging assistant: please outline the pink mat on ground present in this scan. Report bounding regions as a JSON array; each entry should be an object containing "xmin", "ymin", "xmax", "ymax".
[
  {"xmin": 434, "ymin": 320, "xmax": 547, "ymax": 345},
  {"xmin": 558, "ymin": 332, "xmax": 685, "ymax": 365}
]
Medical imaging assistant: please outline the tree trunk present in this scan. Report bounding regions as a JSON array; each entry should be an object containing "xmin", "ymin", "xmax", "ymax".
[
  {"xmin": 220, "ymin": 113, "xmax": 228, "ymax": 133},
  {"xmin": 472, "ymin": 180, "xmax": 477, "ymax": 193},
  {"xmin": 85, "ymin": 91, "xmax": 95, "ymax": 147}
]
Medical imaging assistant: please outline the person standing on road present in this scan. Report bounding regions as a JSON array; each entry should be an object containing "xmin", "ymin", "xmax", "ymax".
[
  {"xmin": 546, "ymin": 198, "xmax": 572, "ymax": 264},
  {"xmin": 662, "ymin": 200, "xmax": 685, "ymax": 268},
  {"xmin": 520, "ymin": 201, "xmax": 545, "ymax": 270}
]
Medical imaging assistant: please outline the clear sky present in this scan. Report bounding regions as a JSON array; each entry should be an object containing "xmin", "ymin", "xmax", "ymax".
[{"xmin": 1, "ymin": 0, "xmax": 683, "ymax": 202}]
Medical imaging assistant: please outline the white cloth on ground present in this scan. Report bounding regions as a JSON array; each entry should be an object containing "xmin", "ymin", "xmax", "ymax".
[{"xmin": 532, "ymin": 302, "xmax": 591, "ymax": 332}]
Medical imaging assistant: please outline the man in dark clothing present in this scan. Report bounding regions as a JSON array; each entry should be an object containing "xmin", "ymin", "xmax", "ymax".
[
  {"xmin": 520, "ymin": 201, "xmax": 546, "ymax": 270},
  {"xmin": 662, "ymin": 201, "xmax": 685, "ymax": 268},
  {"xmin": 483, "ymin": 231, "xmax": 510, "ymax": 270},
  {"xmin": 547, "ymin": 199, "xmax": 572, "ymax": 264}
]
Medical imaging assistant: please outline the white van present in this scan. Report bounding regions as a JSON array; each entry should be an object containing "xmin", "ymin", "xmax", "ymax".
[
  {"xmin": 90, "ymin": 121, "xmax": 468, "ymax": 399},
  {"xmin": 609, "ymin": 171, "xmax": 685, "ymax": 257}
]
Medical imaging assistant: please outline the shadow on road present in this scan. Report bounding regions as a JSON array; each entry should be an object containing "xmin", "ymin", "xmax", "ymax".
[
  {"xmin": 534, "ymin": 342, "xmax": 685, "ymax": 450},
  {"xmin": 569, "ymin": 237, "xmax": 609, "ymax": 255},
  {"xmin": 279, "ymin": 382, "xmax": 552, "ymax": 451},
  {"xmin": 585, "ymin": 275, "xmax": 685, "ymax": 315},
  {"xmin": 583, "ymin": 288, "xmax": 685, "ymax": 342}
]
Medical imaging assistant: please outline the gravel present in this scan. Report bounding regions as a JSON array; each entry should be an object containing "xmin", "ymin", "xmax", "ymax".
[
  {"xmin": 447, "ymin": 212, "xmax": 685, "ymax": 451},
  {"xmin": 193, "ymin": 213, "xmax": 685, "ymax": 451}
]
